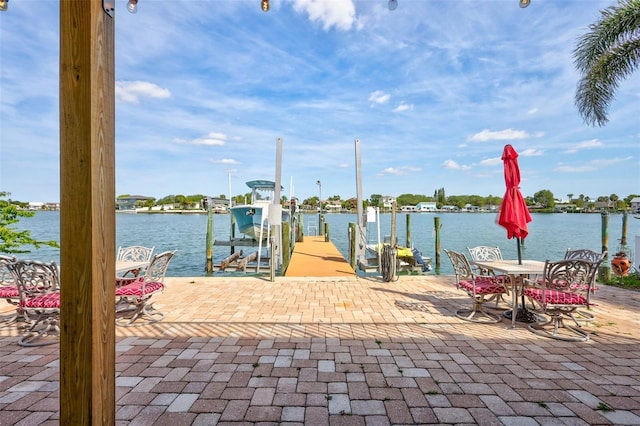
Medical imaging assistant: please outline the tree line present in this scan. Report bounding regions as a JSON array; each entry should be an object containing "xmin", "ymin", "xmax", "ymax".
[{"xmin": 114, "ymin": 190, "xmax": 639, "ymax": 212}]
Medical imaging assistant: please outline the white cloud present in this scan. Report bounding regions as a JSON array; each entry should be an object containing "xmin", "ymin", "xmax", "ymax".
[
  {"xmin": 467, "ymin": 129, "xmax": 531, "ymax": 142},
  {"xmin": 527, "ymin": 108, "xmax": 538, "ymax": 115},
  {"xmin": 291, "ymin": 0, "xmax": 357, "ymax": 31},
  {"xmin": 115, "ymin": 81, "xmax": 171, "ymax": 104},
  {"xmin": 564, "ymin": 139, "xmax": 603, "ymax": 153},
  {"xmin": 478, "ymin": 157, "xmax": 502, "ymax": 166},
  {"xmin": 174, "ymin": 132, "xmax": 229, "ymax": 146},
  {"xmin": 212, "ymin": 158, "xmax": 240, "ymax": 165},
  {"xmin": 393, "ymin": 102, "xmax": 414, "ymax": 112},
  {"xmin": 378, "ymin": 167, "xmax": 406, "ymax": 176},
  {"xmin": 520, "ymin": 148, "xmax": 544, "ymax": 156},
  {"xmin": 554, "ymin": 156, "xmax": 632, "ymax": 172},
  {"xmin": 368, "ymin": 90, "xmax": 390, "ymax": 105},
  {"xmin": 442, "ymin": 159, "xmax": 471, "ymax": 171}
]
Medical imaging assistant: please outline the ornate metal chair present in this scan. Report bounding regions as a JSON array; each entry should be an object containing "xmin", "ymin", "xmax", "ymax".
[
  {"xmin": 445, "ymin": 249, "xmax": 509, "ymax": 323},
  {"xmin": 466, "ymin": 246, "xmax": 511, "ymax": 307},
  {"xmin": 562, "ymin": 248, "xmax": 606, "ymax": 322},
  {"xmin": 523, "ymin": 258, "xmax": 597, "ymax": 342},
  {"xmin": 0, "ymin": 254, "xmax": 20, "ymax": 324},
  {"xmin": 12, "ymin": 259, "xmax": 61, "ymax": 347},
  {"xmin": 115, "ymin": 250, "xmax": 174, "ymax": 326},
  {"xmin": 116, "ymin": 245, "xmax": 155, "ymax": 279}
]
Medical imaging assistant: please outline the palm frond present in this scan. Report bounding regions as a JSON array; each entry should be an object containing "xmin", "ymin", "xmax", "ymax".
[{"xmin": 573, "ymin": 0, "xmax": 640, "ymax": 126}]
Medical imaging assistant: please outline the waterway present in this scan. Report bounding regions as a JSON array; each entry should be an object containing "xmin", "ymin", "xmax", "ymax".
[{"xmin": 14, "ymin": 211, "xmax": 640, "ymax": 277}]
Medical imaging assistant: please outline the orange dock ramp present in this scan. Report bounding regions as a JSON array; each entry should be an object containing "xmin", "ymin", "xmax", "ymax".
[{"xmin": 285, "ymin": 236, "xmax": 356, "ymax": 277}]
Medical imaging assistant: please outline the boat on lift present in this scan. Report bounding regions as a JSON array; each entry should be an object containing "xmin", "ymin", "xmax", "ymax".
[{"xmin": 229, "ymin": 180, "xmax": 287, "ymax": 240}]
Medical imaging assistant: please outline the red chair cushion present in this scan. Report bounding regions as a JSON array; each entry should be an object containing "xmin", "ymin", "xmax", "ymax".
[
  {"xmin": 20, "ymin": 293, "xmax": 61, "ymax": 309},
  {"xmin": 115, "ymin": 280, "xmax": 164, "ymax": 297},
  {"xmin": 459, "ymin": 278, "xmax": 506, "ymax": 295},
  {"xmin": 524, "ymin": 288, "xmax": 587, "ymax": 305},
  {"xmin": 0, "ymin": 286, "xmax": 19, "ymax": 298}
]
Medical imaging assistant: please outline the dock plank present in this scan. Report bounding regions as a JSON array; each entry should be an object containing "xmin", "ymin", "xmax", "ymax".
[{"xmin": 285, "ymin": 236, "xmax": 355, "ymax": 277}]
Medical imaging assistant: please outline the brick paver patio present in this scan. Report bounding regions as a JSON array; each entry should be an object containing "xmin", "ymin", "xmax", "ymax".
[{"xmin": 1, "ymin": 274, "xmax": 639, "ymax": 425}]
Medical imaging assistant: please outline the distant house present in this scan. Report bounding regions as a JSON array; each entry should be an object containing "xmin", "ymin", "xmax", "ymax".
[
  {"xmin": 630, "ymin": 197, "xmax": 640, "ymax": 213},
  {"xmin": 440, "ymin": 205, "xmax": 458, "ymax": 212},
  {"xmin": 416, "ymin": 202, "xmax": 437, "ymax": 212},
  {"xmin": 324, "ymin": 201, "xmax": 342, "ymax": 212},
  {"xmin": 381, "ymin": 196, "xmax": 396, "ymax": 211},
  {"xmin": 116, "ymin": 195, "xmax": 154, "ymax": 211},
  {"xmin": 28, "ymin": 202, "xmax": 45, "ymax": 210},
  {"xmin": 401, "ymin": 205, "xmax": 417, "ymax": 212}
]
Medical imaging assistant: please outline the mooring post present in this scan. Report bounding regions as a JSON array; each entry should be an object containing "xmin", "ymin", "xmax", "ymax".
[
  {"xmin": 282, "ymin": 221, "xmax": 291, "ymax": 272},
  {"xmin": 621, "ymin": 211, "xmax": 628, "ymax": 247},
  {"xmin": 434, "ymin": 216, "xmax": 441, "ymax": 268},
  {"xmin": 406, "ymin": 213, "xmax": 411, "ymax": 248},
  {"xmin": 349, "ymin": 222, "xmax": 356, "ymax": 270},
  {"xmin": 324, "ymin": 222, "xmax": 330, "ymax": 242},
  {"xmin": 600, "ymin": 212, "xmax": 610, "ymax": 281},
  {"xmin": 205, "ymin": 198, "xmax": 213, "ymax": 273}
]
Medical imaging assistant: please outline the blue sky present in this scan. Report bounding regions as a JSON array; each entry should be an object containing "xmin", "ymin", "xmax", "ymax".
[{"xmin": 1, "ymin": 0, "xmax": 638, "ymax": 204}]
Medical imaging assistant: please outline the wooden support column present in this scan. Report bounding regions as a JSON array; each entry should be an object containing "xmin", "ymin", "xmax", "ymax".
[{"xmin": 60, "ymin": 1, "xmax": 116, "ymax": 424}]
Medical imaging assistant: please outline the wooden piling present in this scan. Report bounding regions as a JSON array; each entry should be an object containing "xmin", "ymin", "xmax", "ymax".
[
  {"xmin": 600, "ymin": 212, "xmax": 610, "ymax": 281},
  {"xmin": 282, "ymin": 221, "xmax": 291, "ymax": 272},
  {"xmin": 349, "ymin": 222, "xmax": 356, "ymax": 270},
  {"xmin": 205, "ymin": 201, "xmax": 213, "ymax": 273},
  {"xmin": 434, "ymin": 217, "xmax": 441, "ymax": 268},
  {"xmin": 406, "ymin": 214, "xmax": 411, "ymax": 248}
]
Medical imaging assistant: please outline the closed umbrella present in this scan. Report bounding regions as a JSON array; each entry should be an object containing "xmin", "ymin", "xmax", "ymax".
[{"xmin": 498, "ymin": 144, "xmax": 534, "ymax": 322}]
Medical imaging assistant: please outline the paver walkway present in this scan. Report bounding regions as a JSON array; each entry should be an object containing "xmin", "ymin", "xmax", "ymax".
[{"xmin": 1, "ymin": 274, "xmax": 639, "ymax": 425}]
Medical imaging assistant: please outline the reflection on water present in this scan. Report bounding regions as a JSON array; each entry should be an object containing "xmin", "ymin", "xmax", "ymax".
[{"xmin": 15, "ymin": 211, "xmax": 640, "ymax": 277}]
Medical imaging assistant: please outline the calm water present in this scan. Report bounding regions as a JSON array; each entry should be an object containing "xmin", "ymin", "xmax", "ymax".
[{"xmin": 15, "ymin": 211, "xmax": 640, "ymax": 276}]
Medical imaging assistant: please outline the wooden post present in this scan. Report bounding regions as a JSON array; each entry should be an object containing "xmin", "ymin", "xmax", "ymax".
[
  {"xmin": 319, "ymin": 214, "xmax": 325, "ymax": 237},
  {"xmin": 406, "ymin": 213, "xmax": 411, "ymax": 248},
  {"xmin": 60, "ymin": 1, "xmax": 115, "ymax": 423},
  {"xmin": 296, "ymin": 213, "xmax": 304, "ymax": 242},
  {"xmin": 324, "ymin": 222, "xmax": 330, "ymax": 242},
  {"xmin": 434, "ymin": 217, "xmax": 441, "ymax": 268},
  {"xmin": 349, "ymin": 222, "xmax": 356, "ymax": 270},
  {"xmin": 600, "ymin": 212, "xmax": 610, "ymax": 281},
  {"xmin": 205, "ymin": 199, "xmax": 213, "ymax": 273},
  {"xmin": 282, "ymin": 221, "xmax": 291, "ymax": 272},
  {"xmin": 390, "ymin": 201, "xmax": 397, "ymax": 247},
  {"xmin": 621, "ymin": 212, "xmax": 628, "ymax": 247}
]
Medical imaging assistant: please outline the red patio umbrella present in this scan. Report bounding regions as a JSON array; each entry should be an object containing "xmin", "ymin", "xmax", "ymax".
[
  {"xmin": 498, "ymin": 144, "xmax": 534, "ymax": 323},
  {"xmin": 498, "ymin": 144, "xmax": 532, "ymax": 265}
]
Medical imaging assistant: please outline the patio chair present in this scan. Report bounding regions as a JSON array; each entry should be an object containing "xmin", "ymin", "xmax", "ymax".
[
  {"xmin": 445, "ymin": 249, "xmax": 509, "ymax": 323},
  {"xmin": 466, "ymin": 246, "xmax": 511, "ymax": 308},
  {"xmin": 12, "ymin": 259, "xmax": 61, "ymax": 347},
  {"xmin": 523, "ymin": 258, "xmax": 597, "ymax": 342},
  {"xmin": 0, "ymin": 254, "xmax": 20, "ymax": 324},
  {"xmin": 116, "ymin": 245, "xmax": 155, "ymax": 279},
  {"xmin": 115, "ymin": 250, "xmax": 175, "ymax": 326},
  {"xmin": 561, "ymin": 248, "xmax": 606, "ymax": 322}
]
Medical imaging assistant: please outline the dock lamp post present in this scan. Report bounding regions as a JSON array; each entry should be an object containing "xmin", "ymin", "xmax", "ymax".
[{"xmin": 316, "ymin": 180, "xmax": 322, "ymax": 235}]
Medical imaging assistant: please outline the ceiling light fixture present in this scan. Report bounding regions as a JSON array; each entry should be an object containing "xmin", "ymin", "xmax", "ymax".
[
  {"xmin": 388, "ymin": 0, "xmax": 398, "ymax": 11},
  {"xmin": 519, "ymin": 0, "xmax": 531, "ymax": 8},
  {"xmin": 127, "ymin": 0, "xmax": 138, "ymax": 14},
  {"xmin": 0, "ymin": 0, "xmax": 9, "ymax": 12},
  {"xmin": 262, "ymin": 0, "xmax": 269, "ymax": 12}
]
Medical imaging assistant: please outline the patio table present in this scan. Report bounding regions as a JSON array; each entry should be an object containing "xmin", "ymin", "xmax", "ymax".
[
  {"xmin": 470, "ymin": 259, "xmax": 546, "ymax": 328},
  {"xmin": 116, "ymin": 261, "xmax": 149, "ymax": 275}
]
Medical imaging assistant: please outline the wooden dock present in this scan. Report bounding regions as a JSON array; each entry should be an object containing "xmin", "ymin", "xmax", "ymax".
[{"xmin": 285, "ymin": 236, "xmax": 355, "ymax": 277}]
